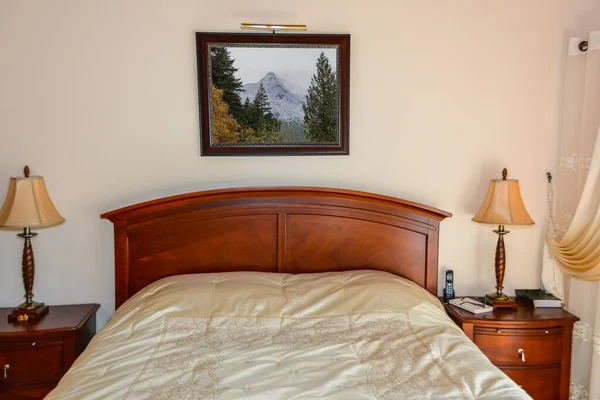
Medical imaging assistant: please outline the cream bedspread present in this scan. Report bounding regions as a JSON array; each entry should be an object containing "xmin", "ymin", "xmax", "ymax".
[{"xmin": 47, "ymin": 270, "xmax": 530, "ymax": 399}]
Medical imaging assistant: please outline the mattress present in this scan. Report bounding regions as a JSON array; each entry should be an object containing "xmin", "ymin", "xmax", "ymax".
[{"xmin": 46, "ymin": 270, "xmax": 530, "ymax": 399}]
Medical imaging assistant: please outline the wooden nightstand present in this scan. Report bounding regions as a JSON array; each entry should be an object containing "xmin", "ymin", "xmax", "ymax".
[
  {"xmin": 0, "ymin": 303, "xmax": 99, "ymax": 400},
  {"xmin": 444, "ymin": 299, "xmax": 578, "ymax": 400}
]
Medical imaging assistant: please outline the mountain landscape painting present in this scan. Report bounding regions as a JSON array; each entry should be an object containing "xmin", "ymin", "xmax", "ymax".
[
  {"xmin": 209, "ymin": 45, "xmax": 338, "ymax": 146},
  {"xmin": 196, "ymin": 33, "xmax": 350, "ymax": 156}
]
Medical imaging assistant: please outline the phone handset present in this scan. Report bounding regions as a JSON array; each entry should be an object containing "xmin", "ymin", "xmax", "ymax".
[{"xmin": 443, "ymin": 270, "xmax": 455, "ymax": 302}]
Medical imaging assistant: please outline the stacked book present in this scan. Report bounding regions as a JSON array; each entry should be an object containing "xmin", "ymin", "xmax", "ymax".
[{"xmin": 515, "ymin": 289, "xmax": 562, "ymax": 308}]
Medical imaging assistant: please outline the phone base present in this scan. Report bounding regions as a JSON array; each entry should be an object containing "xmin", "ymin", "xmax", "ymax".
[{"xmin": 443, "ymin": 288, "xmax": 455, "ymax": 303}]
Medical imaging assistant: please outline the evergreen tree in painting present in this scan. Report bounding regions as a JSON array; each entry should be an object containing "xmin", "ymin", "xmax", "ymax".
[
  {"xmin": 240, "ymin": 83, "xmax": 279, "ymax": 134},
  {"xmin": 237, "ymin": 85, "xmax": 282, "ymax": 144},
  {"xmin": 210, "ymin": 47, "xmax": 244, "ymax": 121},
  {"xmin": 237, "ymin": 97, "xmax": 252, "ymax": 128},
  {"xmin": 252, "ymin": 83, "xmax": 280, "ymax": 133},
  {"xmin": 303, "ymin": 52, "xmax": 338, "ymax": 143}
]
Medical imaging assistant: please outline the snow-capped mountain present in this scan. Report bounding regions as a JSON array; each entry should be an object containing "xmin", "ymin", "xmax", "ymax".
[
  {"xmin": 275, "ymin": 70, "xmax": 313, "ymax": 98},
  {"xmin": 240, "ymin": 72, "xmax": 306, "ymax": 121}
]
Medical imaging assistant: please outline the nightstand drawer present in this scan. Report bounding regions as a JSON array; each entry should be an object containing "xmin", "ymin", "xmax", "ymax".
[
  {"xmin": 473, "ymin": 327, "xmax": 562, "ymax": 366},
  {"xmin": 0, "ymin": 339, "xmax": 63, "ymax": 383},
  {"xmin": 502, "ymin": 367, "xmax": 561, "ymax": 400}
]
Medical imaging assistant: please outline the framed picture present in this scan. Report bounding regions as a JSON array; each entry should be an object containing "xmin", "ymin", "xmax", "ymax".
[{"xmin": 195, "ymin": 33, "xmax": 350, "ymax": 156}]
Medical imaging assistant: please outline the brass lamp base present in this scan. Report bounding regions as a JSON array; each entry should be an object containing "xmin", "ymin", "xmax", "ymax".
[
  {"xmin": 485, "ymin": 293, "xmax": 517, "ymax": 309},
  {"xmin": 8, "ymin": 302, "xmax": 49, "ymax": 323}
]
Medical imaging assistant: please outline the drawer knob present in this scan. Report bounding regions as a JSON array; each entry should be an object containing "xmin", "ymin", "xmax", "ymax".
[
  {"xmin": 545, "ymin": 330, "xmax": 549, "ymax": 334},
  {"xmin": 32, "ymin": 341, "xmax": 36, "ymax": 346},
  {"xmin": 496, "ymin": 329, "xmax": 501, "ymax": 333},
  {"xmin": 3, "ymin": 364, "xmax": 9, "ymax": 379},
  {"xmin": 518, "ymin": 348, "xmax": 526, "ymax": 363}
]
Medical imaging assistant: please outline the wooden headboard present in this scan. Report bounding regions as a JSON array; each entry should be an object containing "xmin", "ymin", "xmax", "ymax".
[{"xmin": 101, "ymin": 187, "xmax": 451, "ymax": 308}]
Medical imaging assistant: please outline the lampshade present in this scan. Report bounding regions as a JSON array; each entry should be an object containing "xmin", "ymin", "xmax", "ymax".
[
  {"xmin": 472, "ymin": 172, "xmax": 534, "ymax": 226},
  {"xmin": 0, "ymin": 175, "xmax": 65, "ymax": 228}
]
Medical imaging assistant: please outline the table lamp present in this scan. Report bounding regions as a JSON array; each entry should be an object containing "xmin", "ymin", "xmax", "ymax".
[
  {"xmin": 472, "ymin": 168, "xmax": 534, "ymax": 308},
  {"xmin": 0, "ymin": 166, "xmax": 65, "ymax": 322}
]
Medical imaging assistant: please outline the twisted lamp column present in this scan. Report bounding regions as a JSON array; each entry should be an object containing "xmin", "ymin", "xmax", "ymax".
[
  {"xmin": 17, "ymin": 227, "xmax": 38, "ymax": 308},
  {"xmin": 490, "ymin": 225, "xmax": 509, "ymax": 300}
]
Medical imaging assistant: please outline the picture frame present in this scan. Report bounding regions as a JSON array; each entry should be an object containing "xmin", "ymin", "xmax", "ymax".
[{"xmin": 195, "ymin": 33, "xmax": 350, "ymax": 156}]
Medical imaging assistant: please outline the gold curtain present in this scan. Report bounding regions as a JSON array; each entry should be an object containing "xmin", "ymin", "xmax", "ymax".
[{"xmin": 547, "ymin": 130, "xmax": 600, "ymax": 280}]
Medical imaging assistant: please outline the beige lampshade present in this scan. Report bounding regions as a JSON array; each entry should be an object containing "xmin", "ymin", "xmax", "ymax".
[
  {"xmin": 0, "ymin": 175, "xmax": 65, "ymax": 228},
  {"xmin": 472, "ymin": 175, "xmax": 534, "ymax": 226}
]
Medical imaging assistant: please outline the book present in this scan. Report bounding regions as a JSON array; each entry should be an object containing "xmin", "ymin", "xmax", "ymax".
[
  {"xmin": 448, "ymin": 297, "xmax": 494, "ymax": 314},
  {"xmin": 515, "ymin": 289, "xmax": 562, "ymax": 308}
]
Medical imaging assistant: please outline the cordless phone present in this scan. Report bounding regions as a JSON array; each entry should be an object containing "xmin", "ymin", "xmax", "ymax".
[{"xmin": 443, "ymin": 270, "xmax": 455, "ymax": 302}]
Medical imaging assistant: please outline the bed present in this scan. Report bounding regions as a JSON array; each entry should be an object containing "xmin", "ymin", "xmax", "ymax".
[{"xmin": 46, "ymin": 187, "xmax": 530, "ymax": 399}]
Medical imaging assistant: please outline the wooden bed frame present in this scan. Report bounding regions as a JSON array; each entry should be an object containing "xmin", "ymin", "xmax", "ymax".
[{"xmin": 101, "ymin": 187, "xmax": 451, "ymax": 308}]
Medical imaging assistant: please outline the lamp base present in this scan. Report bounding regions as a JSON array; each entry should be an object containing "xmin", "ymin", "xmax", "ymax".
[
  {"xmin": 8, "ymin": 302, "xmax": 49, "ymax": 323},
  {"xmin": 485, "ymin": 293, "xmax": 517, "ymax": 309}
]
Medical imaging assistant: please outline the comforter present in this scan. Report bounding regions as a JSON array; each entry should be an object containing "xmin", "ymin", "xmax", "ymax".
[{"xmin": 47, "ymin": 270, "xmax": 530, "ymax": 399}]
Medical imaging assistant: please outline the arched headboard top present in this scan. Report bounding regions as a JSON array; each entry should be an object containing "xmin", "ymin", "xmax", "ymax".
[
  {"xmin": 101, "ymin": 187, "xmax": 451, "ymax": 308},
  {"xmin": 101, "ymin": 186, "xmax": 451, "ymax": 222}
]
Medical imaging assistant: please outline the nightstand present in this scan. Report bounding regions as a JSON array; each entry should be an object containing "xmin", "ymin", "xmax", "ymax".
[
  {"xmin": 0, "ymin": 303, "xmax": 99, "ymax": 400},
  {"xmin": 444, "ymin": 299, "xmax": 578, "ymax": 400}
]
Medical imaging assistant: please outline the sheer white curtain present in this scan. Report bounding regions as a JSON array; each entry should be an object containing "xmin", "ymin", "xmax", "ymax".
[{"xmin": 542, "ymin": 31, "xmax": 600, "ymax": 400}]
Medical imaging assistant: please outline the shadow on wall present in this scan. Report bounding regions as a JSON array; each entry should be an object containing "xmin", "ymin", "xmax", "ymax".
[{"xmin": 464, "ymin": 163, "xmax": 507, "ymax": 215}]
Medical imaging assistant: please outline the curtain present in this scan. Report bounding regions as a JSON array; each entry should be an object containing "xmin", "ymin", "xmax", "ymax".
[{"xmin": 542, "ymin": 31, "xmax": 600, "ymax": 400}]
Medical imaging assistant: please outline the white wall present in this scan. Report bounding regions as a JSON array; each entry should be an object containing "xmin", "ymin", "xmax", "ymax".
[{"xmin": 0, "ymin": 0, "xmax": 598, "ymax": 328}]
